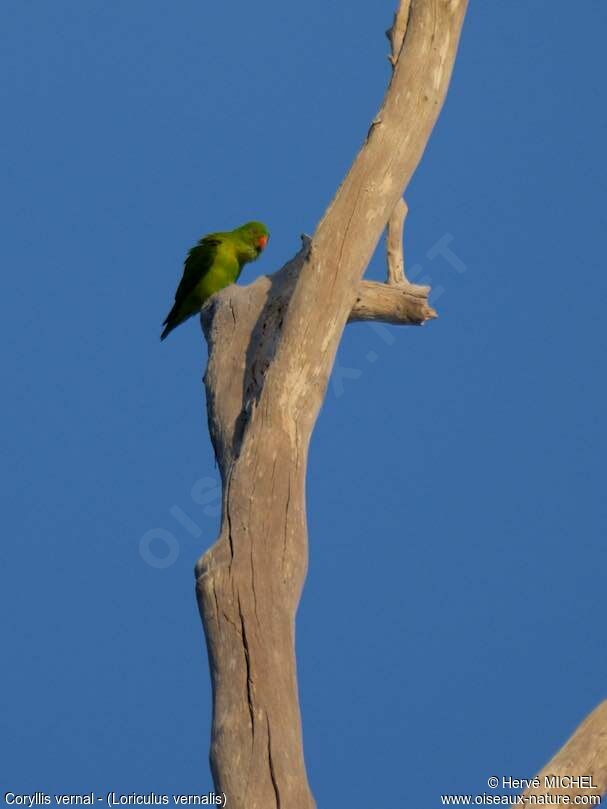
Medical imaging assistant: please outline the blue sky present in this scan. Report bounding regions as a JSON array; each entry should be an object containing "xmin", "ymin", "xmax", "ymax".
[{"xmin": 1, "ymin": 0, "xmax": 606, "ymax": 804}]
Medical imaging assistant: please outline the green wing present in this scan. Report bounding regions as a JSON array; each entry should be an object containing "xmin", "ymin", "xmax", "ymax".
[
  {"xmin": 173, "ymin": 235, "xmax": 221, "ymax": 306},
  {"xmin": 161, "ymin": 235, "xmax": 221, "ymax": 340}
]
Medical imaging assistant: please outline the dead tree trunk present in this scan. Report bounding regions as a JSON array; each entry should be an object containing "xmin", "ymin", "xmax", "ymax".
[
  {"xmin": 191, "ymin": 1, "xmax": 607, "ymax": 806},
  {"xmin": 194, "ymin": 4, "xmax": 466, "ymax": 805}
]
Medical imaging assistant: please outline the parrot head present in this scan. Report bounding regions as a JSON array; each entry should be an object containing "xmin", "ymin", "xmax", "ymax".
[{"xmin": 236, "ymin": 221, "xmax": 270, "ymax": 257}]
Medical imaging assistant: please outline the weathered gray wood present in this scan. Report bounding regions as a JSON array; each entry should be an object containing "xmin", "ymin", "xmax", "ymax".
[
  {"xmin": 350, "ymin": 278, "xmax": 435, "ymax": 324},
  {"xmin": 195, "ymin": 2, "xmax": 468, "ymax": 807},
  {"xmin": 522, "ymin": 701, "xmax": 607, "ymax": 803},
  {"xmin": 385, "ymin": 1, "xmax": 411, "ymax": 286},
  {"xmin": 386, "ymin": 198, "xmax": 409, "ymax": 284}
]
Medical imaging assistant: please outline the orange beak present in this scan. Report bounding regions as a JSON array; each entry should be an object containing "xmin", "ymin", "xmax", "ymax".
[{"xmin": 257, "ymin": 235, "xmax": 268, "ymax": 250}]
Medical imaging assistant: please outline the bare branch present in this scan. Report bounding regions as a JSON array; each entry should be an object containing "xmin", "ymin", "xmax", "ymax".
[
  {"xmin": 386, "ymin": 198, "xmax": 409, "ymax": 284},
  {"xmin": 195, "ymin": 3, "xmax": 469, "ymax": 807},
  {"xmin": 195, "ymin": 8, "xmax": 607, "ymax": 806},
  {"xmin": 350, "ymin": 279, "xmax": 435, "ymax": 324},
  {"xmin": 241, "ymin": 235, "xmax": 434, "ymax": 327},
  {"xmin": 386, "ymin": 1, "xmax": 412, "ymax": 285},
  {"xmin": 263, "ymin": 0, "xmax": 468, "ymax": 421},
  {"xmin": 523, "ymin": 701, "xmax": 607, "ymax": 803},
  {"xmin": 387, "ymin": 0, "xmax": 413, "ymax": 65}
]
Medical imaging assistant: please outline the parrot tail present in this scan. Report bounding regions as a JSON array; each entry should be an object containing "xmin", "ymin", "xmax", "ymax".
[
  {"xmin": 160, "ymin": 322, "xmax": 174, "ymax": 341},
  {"xmin": 160, "ymin": 305, "xmax": 180, "ymax": 341}
]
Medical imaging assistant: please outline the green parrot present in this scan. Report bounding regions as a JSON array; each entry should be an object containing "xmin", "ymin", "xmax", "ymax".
[{"xmin": 161, "ymin": 220, "xmax": 269, "ymax": 340}]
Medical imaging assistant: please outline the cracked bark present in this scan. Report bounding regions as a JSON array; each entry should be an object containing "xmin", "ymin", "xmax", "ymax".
[
  {"xmin": 192, "ymin": 3, "xmax": 607, "ymax": 806},
  {"xmin": 195, "ymin": 2, "xmax": 469, "ymax": 807}
]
